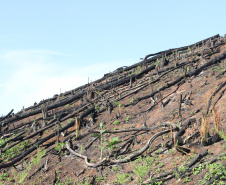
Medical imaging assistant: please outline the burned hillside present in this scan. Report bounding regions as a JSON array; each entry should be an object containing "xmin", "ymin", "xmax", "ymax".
[{"xmin": 0, "ymin": 34, "xmax": 226, "ymax": 185}]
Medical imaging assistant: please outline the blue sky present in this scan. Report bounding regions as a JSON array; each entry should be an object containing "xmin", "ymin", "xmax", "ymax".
[{"xmin": 0, "ymin": 0, "xmax": 226, "ymax": 115}]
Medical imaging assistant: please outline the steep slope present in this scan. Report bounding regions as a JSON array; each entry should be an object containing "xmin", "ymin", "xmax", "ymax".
[{"xmin": 0, "ymin": 34, "xmax": 225, "ymax": 185}]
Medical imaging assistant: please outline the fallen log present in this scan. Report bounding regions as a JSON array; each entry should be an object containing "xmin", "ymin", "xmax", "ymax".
[
  {"xmin": 136, "ymin": 51, "xmax": 226, "ymax": 103},
  {"xmin": 0, "ymin": 119, "xmax": 75, "ymax": 169},
  {"xmin": 2, "ymin": 91, "xmax": 85, "ymax": 127},
  {"xmin": 206, "ymin": 81, "xmax": 226, "ymax": 114},
  {"xmin": 4, "ymin": 46, "xmax": 224, "ymax": 128},
  {"xmin": 0, "ymin": 109, "xmax": 14, "ymax": 122},
  {"xmin": 144, "ymin": 34, "xmax": 219, "ymax": 60}
]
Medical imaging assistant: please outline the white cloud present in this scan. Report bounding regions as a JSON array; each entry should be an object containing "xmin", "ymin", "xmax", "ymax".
[
  {"xmin": 1, "ymin": 49, "xmax": 62, "ymax": 65},
  {"xmin": 0, "ymin": 50, "xmax": 135, "ymax": 115}
]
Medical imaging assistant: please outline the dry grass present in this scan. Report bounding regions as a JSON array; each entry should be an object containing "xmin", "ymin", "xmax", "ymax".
[
  {"xmin": 75, "ymin": 117, "xmax": 80, "ymax": 138},
  {"xmin": 198, "ymin": 114, "xmax": 209, "ymax": 143},
  {"xmin": 212, "ymin": 106, "xmax": 221, "ymax": 133}
]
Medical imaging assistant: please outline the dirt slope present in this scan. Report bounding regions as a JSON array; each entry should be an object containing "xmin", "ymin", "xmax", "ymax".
[{"xmin": 0, "ymin": 34, "xmax": 225, "ymax": 185}]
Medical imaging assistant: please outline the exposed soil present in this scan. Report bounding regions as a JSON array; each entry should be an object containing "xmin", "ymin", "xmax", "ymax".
[{"xmin": 0, "ymin": 34, "xmax": 225, "ymax": 185}]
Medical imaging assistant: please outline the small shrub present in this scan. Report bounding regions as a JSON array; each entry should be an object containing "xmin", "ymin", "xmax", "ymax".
[
  {"xmin": 55, "ymin": 142, "xmax": 65, "ymax": 153},
  {"xmin": 113, "ymin": 120, "xmax": 120, "ymax": 125},
  {"xmin": 0, "ymin": 172, "xmax": 9, "ymax": 180},
  {"xmin": 106, "ymin": 136, "xmax": 121, "ymax": 153},
  {"xmin": 125, "ymin": 116, "xmax": 131, "ymax": 123},
  {"xmin": 115, "ymin": 173, "xmax": 131, "ymax": 184}
]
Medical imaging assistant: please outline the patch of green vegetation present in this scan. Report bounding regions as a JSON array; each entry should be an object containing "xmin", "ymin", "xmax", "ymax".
[
  {"xmin": 0, "ymin": 138, "xmax": 5, "ymax": 147},
  {"xmin": 131, "ymin": 156, "xmax": 155, "ymax": 184},
  {"xmin": 96, "ymin": 175, "xmax": 108, "ymax": 183},
  {"xmin": 198, "ymin": 179, "xmax": 206, "ymax": 184},
  {"xmin": 31, "ymin": 148, "xmax": 46, "ymax": 166},
  {"xmin": 205, "ymin": 162, "xmax": 226, "ymax": 183},
  {"xmin": 125, "ymin": 116, "xmax": 131, "ymax": 123},
  {"xmin": 217, "ymin": 130, "xmax": 226, "ymax": 142},
  {"xmin": 193, "ymin": 164, "xmax": 205, "ymax": 175},
  {"xmin": 99, "ymin": 122, "xmax": 106, "ymax": 160},
  {"xmin": 1, "ymin": 140, "xmax": 31, "ymax": 162},
  {"xmin": 164, "ymin": 134, "xmax": 169, "ymax": 138},
  {"xmin": 95, "ymin": 104, "xmax": 100, "ymax": 112},
  {"xmin": 135, "ymin": 65, "xmax": 142, "ymax": 74},
  {"xmin": 115, "ymin": 173, "xmax": 131, "ymax": 184},
  {"xmin": 204, "ymin": 172, "xmax": 212, "ymax": 181},
  {"xmin": 55, "ymin": 142, "xmax": 65, "ymax": 153},
  {"xmin": 178, "ymin": 163, "xmax": 188, "ymax": 173},
  {"xmin": 65, "ymin": 104, "xmax": 70, "ymax": 108},
  {"xmin": 11, "ymin": 148, "xmax": 46, "ymax": 184},
  {"xmin": 54, "ymin": 176, "xmax": 73, "ymax": 185},
  {"xmin": 118, "ymin": 104, "xmax": 122, "ymax": 114},
  {"xmin": 187, "ymin": 47, "xmax": 191, "ymax": 53},
  {"xmin": 114, "ymin": 101, "xmax": 119, "ymax": 107},
  {"xmin": 147, "ymin": 178, "xmax": 163, "ymax": 185},
  {"xmin": 113, "ymin": 120, "xmax": 120, "ymax": 125},
  {"xmin": 112, "ymin": 166, "xmax": 118, "ymax": 172},
  {"xmin": 169, "ymin": 149, "xmax": 174, "ymax": 154},
  {"xmin": 154, "ymin": 59, "xmax": 160, "ymax": 67},
  {"xmin": 0, "ymin": 172, "xmax": 9, "ymax": 180},
  {"xmin": 214, "ymin": 66, "xmax": 223, "ymax": 72},
  {"xmin": 183, "ymin": 176, "xmax": 192, "ymax": 183},
  {"xmin": 158, "ymin": 162, "xmax": 164, "ymax": 167},
  {"xmin": 106, "ymin": 136, "xmax": 121, "ymax": 153}
]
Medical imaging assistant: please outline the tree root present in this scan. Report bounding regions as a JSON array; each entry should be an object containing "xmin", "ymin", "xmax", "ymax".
[{"xmin": 66, "ymin": 128, "xmax": 176, "ymax": 168}]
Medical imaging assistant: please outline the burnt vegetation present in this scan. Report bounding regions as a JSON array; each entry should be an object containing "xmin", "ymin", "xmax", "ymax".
[{"xmin": 0, "ymin": 34, "xmax": 226, "ymax": 185}]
